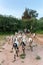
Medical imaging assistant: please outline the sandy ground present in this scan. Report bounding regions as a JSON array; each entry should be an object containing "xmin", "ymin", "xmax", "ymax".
[{"xmin": 0, "ymin": 35, "xmax": 43, "ymax": 65}]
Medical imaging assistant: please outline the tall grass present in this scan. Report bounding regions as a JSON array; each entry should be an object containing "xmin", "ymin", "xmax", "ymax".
[{"xmin": 36, "ymin": 30, "xmax": 43, "ymax": 34}]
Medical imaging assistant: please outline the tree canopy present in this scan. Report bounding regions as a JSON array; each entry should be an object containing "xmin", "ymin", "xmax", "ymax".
[
  {"xmin": 22, "ymin": 8, "xmax": 38, "ymax": 20},
  {"xmin": 0, "ymin": 8, "xmax": 43, "ymax": 34}
]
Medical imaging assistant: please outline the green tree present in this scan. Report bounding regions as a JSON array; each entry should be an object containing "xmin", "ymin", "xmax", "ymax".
[{"xmin": 22, "ymin": 8, "xmax": 38, "ymax": 20}]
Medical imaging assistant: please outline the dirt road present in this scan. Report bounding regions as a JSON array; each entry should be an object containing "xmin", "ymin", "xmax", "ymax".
[{"xmin": 0, "ymin": 35, "xmax": 43, "ymax": 65}]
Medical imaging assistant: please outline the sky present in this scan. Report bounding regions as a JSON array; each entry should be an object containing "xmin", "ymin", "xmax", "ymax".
[{"xmin": 0, "ymin": 0, "xmax": 43, "ymax": 19}]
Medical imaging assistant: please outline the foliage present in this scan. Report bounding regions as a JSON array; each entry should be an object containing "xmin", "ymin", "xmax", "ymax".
[
  {"xmin": 0, "ymin": 9, "xmax": 43, "ymax": 34},
  {"xmin": 35, "ymin": 55, "xmax": 41, "ymax": 60},
  {"xmin": 22, "ymin": 8, "xmax": 38, "ymax": 20},
  {"xmin": 0, "ymin": 15, "xmax": 23, "ymax": 33},
  {"xmin": 20, "ymin": 54, "xmax": 26, "ymax": 59}
]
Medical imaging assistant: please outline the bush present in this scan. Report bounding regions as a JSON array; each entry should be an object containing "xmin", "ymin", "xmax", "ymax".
[
  {"xmin": 35, "ymin": 55, "xmax": 41, "ymax": 60},
  {"xmin": 20, "ymin": 54, "xmax": 26, "ymax": 59}
]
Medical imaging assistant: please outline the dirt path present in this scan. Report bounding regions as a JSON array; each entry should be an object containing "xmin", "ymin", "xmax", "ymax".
[
  {"xmin": 33, "ymin": 35, "xmax": 43, "ymax": 45},
  {"xmin": 0, "ymin": 35, "xmax": 43, "ymax": 65}
]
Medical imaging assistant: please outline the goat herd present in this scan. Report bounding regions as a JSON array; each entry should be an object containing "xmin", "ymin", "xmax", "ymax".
[{"xmin": 4, "ymin": 32, "xmax": 36, "ymax": 62}]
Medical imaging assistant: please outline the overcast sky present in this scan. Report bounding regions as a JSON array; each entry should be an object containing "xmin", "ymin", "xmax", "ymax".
[{"xmin": 0, "ymin": 0, "xmax": 43, "ymax": 18}]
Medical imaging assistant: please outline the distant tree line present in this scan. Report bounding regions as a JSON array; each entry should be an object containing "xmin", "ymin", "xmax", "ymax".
[{"xmin": 0, "ymin": 8, "xmax": 43, "ymax": 34}]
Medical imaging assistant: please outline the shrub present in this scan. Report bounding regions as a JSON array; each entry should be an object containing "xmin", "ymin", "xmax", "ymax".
[
  {"xmin": 35, "ymin": 55, "xmax": 41, "ymax": 60},
  {"xmin": 20, "ymin": 54, "xmax": 26, "ymax": 59}
]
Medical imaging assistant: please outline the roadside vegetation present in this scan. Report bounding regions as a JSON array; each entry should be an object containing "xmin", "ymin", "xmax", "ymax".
[{"xmin": 0, "ymin": 8, "xmax": 43, "ymax": 34}]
